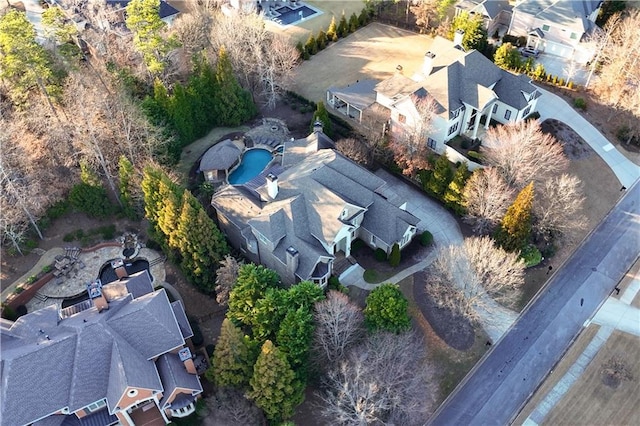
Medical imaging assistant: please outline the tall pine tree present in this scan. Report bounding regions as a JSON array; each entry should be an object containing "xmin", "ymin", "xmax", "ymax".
[
  {"xmin": 276, "ymin": 307, "xmax": 314, "ymax": 373},
  {"xmin": 495, "ymin": 182, "xmax": 534, "ymax": 252},
  {"xmin": 214, "ymin": 47, "xmax": 256, "ymax": 125},
  {"xmin": 326, "ymin": 16, "xmax": 338, "ymax": 42},
  {"xmin": 248, "ymin": 340, "xmax": 304, "ymax": 422},
  {"xmin": 425, "ymin": 153, "xmax": 454, "ymax": 197},
  {"xmin": 444, "ymin": 162, "xmax": 471, "ymax": 214}
]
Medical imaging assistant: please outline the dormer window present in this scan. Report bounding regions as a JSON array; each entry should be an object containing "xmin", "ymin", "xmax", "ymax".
[{"xmin": 542, "ymin": 24, "xmax": 550, "ymax": 31}]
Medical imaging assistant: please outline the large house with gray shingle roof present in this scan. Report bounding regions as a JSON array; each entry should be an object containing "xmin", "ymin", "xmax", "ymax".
[
  {"xmin": 211, "ymin": 129, "xmax": 420, "ymax": 286},
  {"xmin": 1, "ymin": 270, "xmax": 202, "ymax": 426},
  {"xmin": 378, "ymin": 33, "xmax": 540, "ymax": 152}
]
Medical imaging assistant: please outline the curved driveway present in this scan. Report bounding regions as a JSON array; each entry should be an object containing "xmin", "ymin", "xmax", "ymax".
[{"xmin": 536, "ymin": 88, "xmax": 640, "ymax": 188}]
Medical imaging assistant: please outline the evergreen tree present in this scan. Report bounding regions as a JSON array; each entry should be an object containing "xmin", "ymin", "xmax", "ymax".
[
  {"xmin": 285, "ymin": 280, "xmax": 325, "ymax": 311},
  {"xmin": 310, "ymin": 101, "xmax": 333, "ymax": 137},
  {"xmin": 364, "ymin": 283, "xmax": 411, "ymax": 333},
  {"xmin": 493, "ymin": 42, "xmax": 522, "ymax": 70},
  {"xmin": 358, "ymin": 8, "xmax": 370, "ymax": 26},
  {"xmin": 304, "ymin": 34, "xmax": 317, "ymax": 55},
  {"xmin": 141, "ymin": 165, "xmax": 164, "ymax": 225},
  {"xmin": 176, "ymin": 191, "xmax": 229, "ymax": 291},
  {"xmin": 449, "ymin": 11, "xmax": 488, "ymax": 51},
  {"xmin": 326, "ymin": 16, "xmax": 338, "ymax": 42},
  {"xmin": 444, "ymin": 162, "xmax": 470, "ymax": 214},
  {"xmin": 206, "ymin": 319, "xmax": 254, "ymax": 388},
  {"xmin": 248, "ymin": 340, "xmax": 304, "ymax": 423},
  {"xmin": 389, "ymin": 243, "xmax": 401, "ymax": 267},
  {"xmin": 251, "ymin": 287, "xmax": 289, "ymax": 340},
  {"xmin": 118, "ymin": 156, "xmax": 138, "ymax": 220},
  {"xmin": 495, "ymin": 182, "xmax": 534, "ymax": 252},
  {"xmin": 337, "ymin": 13, "xmax": 349, "ymax": 38},
  {"xmin": 169, "ymin": 83, "xmax": 196, "ymax": 144},
  {"xmin": 157, "ymin": 178, "xmax": 182, "ymax": 249},
  {"xmin": 276, "ymin": 307, "xmax": 314, "ymax": 372},
  {"xmin": 228, "ymin": 264, "xmax": 280, "ymax": 326},
  {"xmin": 348, "ymin": 12, "xmax": 359, "ymax": 33},
  {"xmin": 425, "ymin": 153, "xmax": 454, "ymax": 197},
  {"xmin": 214, "ymin": 47, "xmax": 256, "ymax": 125},
  {"xmin": 125, "ymin": 0, "xmax": 175, "ymax": 74},
  {"xmin": 0, "ymin": 10, "xmax": 59, "ymax": 105},
  {"xmin": 316, "ymin": 30, "xmax": 327, "ymax": 50}
]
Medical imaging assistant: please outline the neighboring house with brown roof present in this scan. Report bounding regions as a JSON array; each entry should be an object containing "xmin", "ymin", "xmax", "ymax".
[
  {"xmin": 0, "ymin": 269, "xmax": 202, "ymax": 426},
  {"xmin": 507, "ymin": 0, "xmax": 602, "ymax": 63},
  {"xmin": 211, "ymin": 128, "xmax": 419, "ymax": 286}
]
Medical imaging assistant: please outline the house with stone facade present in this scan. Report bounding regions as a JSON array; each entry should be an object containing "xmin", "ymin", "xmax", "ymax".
[
  {"xmin": 0, "ymin": 269, "xmax": 202, "ymax": 426},
  {"xmin": 211, "ymin": 128, "xmax": 419, "ymax": 286}
]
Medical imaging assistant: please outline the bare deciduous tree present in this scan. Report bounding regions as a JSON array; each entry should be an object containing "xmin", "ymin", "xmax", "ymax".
[
  {"xmin": 204, "ymin": 388, "xmax": 265, "ymax": 426},
  {"xmin": 591, "ymin": 10, "xmax": 640, "ymax": 143},
  {"xmin": 336, "ymin": 137, "xmax": 371, "ymax": 167},
  {"xmin": 463, "ymin": 167, "xmax": 514, "ymax": 234},
  {"xmin": 210, "ymin": 11, "xmax": 298, "ymax": 108},
  {"xmin": 411, "ymin": 0, "xmax": 439, "ymax": 33},
  {"xmin": 534, "ymin": 173, "xmax": 587, "ymax": 242},
  {"xmin": 428, "ymin": 236, "xmax": 526, "ymax": 319},
  {"xmin": 389, "ymin": 94, "xmax": 438, "ymax": 176},
  {"xmin": 312, "ymin": 290, "xmax": 364, "ymax": 368},
  {"xmin": 171, "ymin": 9, "xmax": 212, "ymax": 56},
  {"xmin": 482, "ymin": 120, "xmax": 569, "ymax": 188},
  {"xmin": 320, "ymin": 331, "xmax": 436, "ymax": 425},
  {"xmin": 215, "ymin": 254, "xmax": 241, "ymax": 307}
]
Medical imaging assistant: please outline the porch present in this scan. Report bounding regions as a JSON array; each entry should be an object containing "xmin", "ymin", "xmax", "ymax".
[
  {"xmin": 327, "ymin": 79, "xmax": 379, "ymax": 123},
  {"xmin": 128, "ymin": 401, "xmax": 165, "ymax": 426}
]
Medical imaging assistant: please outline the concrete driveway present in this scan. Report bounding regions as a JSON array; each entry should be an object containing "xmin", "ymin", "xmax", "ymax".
[
  {"xmin": 534, "ymin": 54, "xmax": 589, "ymax": 86},
  {"xmin": 537, "ymin": 87, "xmax": 640, "ymax": 188}
]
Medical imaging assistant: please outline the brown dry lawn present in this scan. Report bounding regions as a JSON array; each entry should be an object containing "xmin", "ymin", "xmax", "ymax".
[
  {"xmin": 515, "ymin": 329, "xmax": 640, "ymax": 426},
  {"xmin": 290, "ymin": 22, "xmax": 434, "ymax": 102},
  {"xmin": 545, "ymin": 331, "xmax": 640, "ymax": 425}
]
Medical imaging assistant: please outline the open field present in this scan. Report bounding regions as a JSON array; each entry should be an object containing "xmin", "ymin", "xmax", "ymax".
[
  {"xmin": 544, "ymin": 330, "xmax": 640, "ymax": 425},
  {"xmin": 290, "ymin": 22, "xmax": 433, "ymax": 101}
]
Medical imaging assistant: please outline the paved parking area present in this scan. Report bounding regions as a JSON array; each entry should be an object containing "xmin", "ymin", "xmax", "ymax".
[{"xmin": 534, "ymin": 54, "xmax": 590, "ymax": 86}]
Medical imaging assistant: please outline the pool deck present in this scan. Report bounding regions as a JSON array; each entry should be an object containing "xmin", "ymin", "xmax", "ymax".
[{"xmin": 25, "ymin": 246, "xmax": 166, "ymax": 313}]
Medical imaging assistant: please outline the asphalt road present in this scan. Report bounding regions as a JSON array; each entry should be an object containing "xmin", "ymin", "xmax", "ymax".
[{"xmin": 429, "ymin": 181, "xmax": 640, "ymax": 426}]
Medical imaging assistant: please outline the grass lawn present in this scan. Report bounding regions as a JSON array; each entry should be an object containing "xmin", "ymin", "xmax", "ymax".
[
  {"xmin": 290, "ymin": 22, "xmax": 434, "ymax": 102},
  {"xmin": 363, "ymin": 268, "xmax": 395, "ymax": 284}
]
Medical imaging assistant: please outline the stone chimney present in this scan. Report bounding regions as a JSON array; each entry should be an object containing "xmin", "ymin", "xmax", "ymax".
[
  {"xmin": 111, "ymin": 259, "xmax": 128, "ymax": 279},
  {"xmin": 286, "ymin": 246, "xmax": 299, "ymax": 276},
  {"xmin": 313, "ymin": 120, "xmax": 324, "ymax": 134},
  {"xmin": 178, "ymin": 347, "xmax": 197, "ymax": 375},
  {"xmin": 422, "ymin": 52, "xmax": 436, "ymax": 77},
  {"xmin": 454, "ymin": 29, "xmax": 465, "ymax": 47},
  {"xmin": 87, "ymin": 279, "xmax": 108, "ymax": 312},
  {"xmin": 266, "ymin": 173, "xmax": 278, "ymax": 199}
]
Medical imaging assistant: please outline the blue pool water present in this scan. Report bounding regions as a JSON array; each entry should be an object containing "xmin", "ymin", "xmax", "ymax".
[
  {"xmin": 275, "ymin": 6, "xmax": 318, "ymax": 25},
  {"xmin": 229, "ymin": 149, "xmax": 272, "ymax": 184}
]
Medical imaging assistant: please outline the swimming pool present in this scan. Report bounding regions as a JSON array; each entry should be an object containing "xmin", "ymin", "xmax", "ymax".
[
  {"xmin": 228, "ymin": 149, "xmax": 273, "ymax": 184},
  {"xmin": 275, "ymin": 5, "xmax": 318, "ymax": 25}
]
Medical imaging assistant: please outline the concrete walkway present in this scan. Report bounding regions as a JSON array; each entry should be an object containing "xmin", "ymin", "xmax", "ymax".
[
  {"xmin": 536, "ymin": 88, "xmax": 640, "ymax": 188},
  {"xmin": 522, "ymin": 265, "xmax": 640, "ymax": 425}
]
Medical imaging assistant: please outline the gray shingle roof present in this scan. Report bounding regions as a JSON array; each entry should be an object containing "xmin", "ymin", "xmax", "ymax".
[
  {"xmin": 1, "ymin": 281, "xmax": 192, "ymax": 426},
  {"xmin": 493, "ymin": 72, "xmax": 537, "ymax": 110},
  {"xmin": 199, "ymin": 139, "xmax": 242, "ymax": 172},
  {"xmin": 514, "ymin": 0, "xmax": 600, "ymax": 33},
  {"xmin": 171, "ymin": 300, "xmax": 193, "ymax": 339},
  {"xmin": 361, "ymin": 196, "xmax": 420, "ymax": 246},
  {"xmin": 328, "ymin": 79, "xmax": 379, "ymax": 111},
  {"xmin": 107, "ymin": 290, "xmax": 184, "ymax": 359},
  {"xmin": 156, "ymin": 353, "xmax": 203, "ymax": 409}
]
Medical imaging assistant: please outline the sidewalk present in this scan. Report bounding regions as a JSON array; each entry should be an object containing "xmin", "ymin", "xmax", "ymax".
[{"xmin": 536, "ymin": 88, "xmax": 640, "ymax": 188}]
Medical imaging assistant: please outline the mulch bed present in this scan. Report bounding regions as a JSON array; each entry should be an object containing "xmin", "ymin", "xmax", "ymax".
[{"xmin": 412, "ymin": 270, "xmax": 475, "ymax": 351}]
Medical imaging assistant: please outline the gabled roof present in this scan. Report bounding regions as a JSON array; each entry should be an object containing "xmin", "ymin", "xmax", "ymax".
[
  {"xmin": 171, "ymin": 300, "xmax": 193, "ymax": 339},
  {"xmin": 199, "ymin": 139, "xmax": 242, "ymax": 172},
  {"xmin": 156, "ymin": 353, "xmax": 203, "ymax": 409},
  {"xmin": 456, "ymin": 0, "xmax": 512, "ymax": 19},
  {"xmin": 513, "ymin": 0, "xmax": 601, "ymax": 33},
  {"xmin": 1, "ymin": 273, "xmax": 191, "ymax": 426}
]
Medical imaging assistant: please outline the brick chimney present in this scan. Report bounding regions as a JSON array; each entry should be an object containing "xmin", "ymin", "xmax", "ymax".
[
  {"xmin": 266, "ymin": 173, "xmax": 278, "ymax": 199},
  {"xmin": 87, "ymin": 279, "xmax": 108, "ymax": 312},
  {"xmin": 178, "ymin": 347, "xmax": 197, "ymax": 375},
  {"xmin": 111, "ymin": 259, "xmax": 128, "ymax": 279},
  {"xmin": 454, "ymin": 29, "xmax": 465, "ymax": 48},
  {"xmin": 286, "ymin": 246, "xmax": 299, "ymax": 276},
  {"xmin": 422, "ymin": 52, "xmax": 436, "ymax": 77}
]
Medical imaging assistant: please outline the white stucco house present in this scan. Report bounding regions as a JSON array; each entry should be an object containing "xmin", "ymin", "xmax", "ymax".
[{"xmin": 507, "ymin": 0, "xmax": 603, "ymax": 64}]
